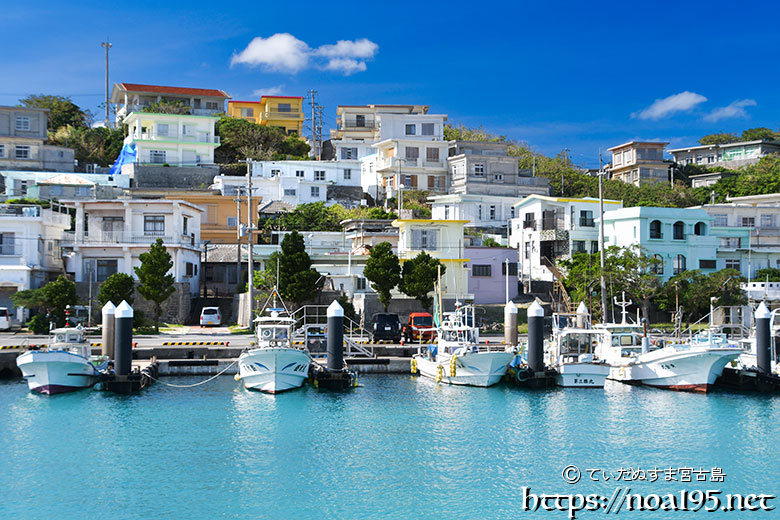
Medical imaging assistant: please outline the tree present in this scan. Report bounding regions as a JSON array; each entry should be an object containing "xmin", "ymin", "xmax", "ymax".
[
  {"xmin": 755, "ymin": 268, "xmax": 780, "ymax": 282},
  {"xmin": 97, "ymin": 273, "xmax": 135, "ymax": 307},
  {"xmin": 12, "ymin": 276, "xmax": 77, "ymax": 331},
  {"xmin": 275, "ymin": 134, "xmax": 311, "ymax": 159},
  {"xmin": 741, "ymin": 127, "xmax": 779, "ymax": 142},
  {"xmin": 657, "ymin": 269, "xmax": 745, "ymax": 325},
  {"xmin": 276, "ymin": 231, "xmax": 323, "ymax": 306},
  {"xmin": 399, "ymin": 252, "xmax": 445, "ymax": 311},
  {"xmin": 134, "ymin": 239, "xmax": 176, "ymax": 332},
  {"xmin": 19, "ymin": 94, "xmax": 88, "ymax": 131},
  {"xmin": 142, "ymin": 100, "xmax": 192, "ymax": 115},
  {"xmin": 214, "ymin": 116, "xmax": 286, "ymax": 163},
  {"xmin": 363, "ymin": 242, "xmax": 401, "ymax": 311},
  {"xmin": 699, "ymin": 132, "xmax": 739, "ymax": 145},
  {"xmin": 51, "ymin": 125, "xmax": 125, "ymax": 169}
]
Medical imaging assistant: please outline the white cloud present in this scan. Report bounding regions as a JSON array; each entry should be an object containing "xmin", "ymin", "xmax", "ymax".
[
  {"xmin": 632, "ymin": 91, "xmax": 707, "ymax": 120},
  {"xmin": 252, "ymin": 85, "xmax": 284, "ymax": 97},
  {"xmin": 231, "ymin": 33, "xmax": 310, "ymax": 73},
  {"xmin": 703, "ymin": 99, "xmax": 757, "ymax": 122},
  {"xmin": 231, "ymin": 34, "xmax": 378, "ymax": 75}
]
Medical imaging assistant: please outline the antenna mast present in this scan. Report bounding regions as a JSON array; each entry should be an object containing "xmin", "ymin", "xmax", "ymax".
[{"xmin": 101, "ymin": 40, "xmax": 112, "ymax": 127}]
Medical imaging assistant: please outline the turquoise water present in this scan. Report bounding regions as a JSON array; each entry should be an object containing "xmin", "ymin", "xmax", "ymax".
[{"xmin": 1, "ymin": 375, "xmax": 778, "ymax": 519}]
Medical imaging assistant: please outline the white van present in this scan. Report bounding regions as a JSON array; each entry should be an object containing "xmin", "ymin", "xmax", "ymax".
[
  {"xmin": 199, "ymin": 307, "xmax": 221, "ymax": 327},
  {"xmin": 0, "ymin": 307, "xmax": 10, "ymax": 331}
]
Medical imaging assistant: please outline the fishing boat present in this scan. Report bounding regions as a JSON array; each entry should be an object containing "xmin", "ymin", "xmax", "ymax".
[
  {"xmin": 547, "ymin": 302, "xmax": 610, "ymax": 388},
  {"xmin": 235, "ymin": 291, "xmax": 311, "ymax": 394},
  {"xmin": 412, "ymin": 274, "xmax": 515, "ymax": 387},
  {"xmin": 595, "ymin": 295, "xmax": 741, "ymax": 393},
  {"xmin": 16, "ymin": 326, "xmax": 107, "ymax": 395}
]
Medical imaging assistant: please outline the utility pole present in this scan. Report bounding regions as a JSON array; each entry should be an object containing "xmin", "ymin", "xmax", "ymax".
[
  {"xmin": 101, "ymin": 40, "xmax": 112, "ymax": 128},
  {"xmin": 235, "ymin": 187, "xmax": 242, "ymax": 294},
  {"xmin": 316, "ymin": 104, "xmax": 323, "ymax": 160},
  {"xmin": 246, "ymin": 160, "xmax": 255, "ymax": 329},
  {"xmin": 598, "ymin": 149, "xmax": 608, "ymax": 324}
]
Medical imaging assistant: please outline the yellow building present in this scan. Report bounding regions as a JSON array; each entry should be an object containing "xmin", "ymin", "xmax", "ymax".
[
  {"xmin": 160, "ymin": 192, "xmax": 260, "ymax": 244},
  {"xmin": 227, "ymin": 96, "xmax": 304, "ymax": 136}
]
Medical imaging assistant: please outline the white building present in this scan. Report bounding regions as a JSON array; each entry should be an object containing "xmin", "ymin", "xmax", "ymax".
[
  {"xmin": 668, "ymin": 140, "xmax": 780, "ymax": 170},
  {"xmin": 0, "ymin": 203, "xmax": 71, "ymax": 320},
  {"xmin": 61, "ymin": 199, "xmax": 203, "ymax": 295},
  {"xmin": 212, "ymin": 159, "xmax": 364, "ymax": 207},
  {"xmin": 110, "ymin": 83, "xmax": 230, "ymax": 122},
  {"xmin": 430, "ymin": 193, "xmax": 519, "ymax": 232},
  {"xmin": 509, "ymin": 195, "xmax": 623, "ymax": 283},
  {"xmin": 123, "ymin": 112, "xmax": 220, "ymax": 167}
]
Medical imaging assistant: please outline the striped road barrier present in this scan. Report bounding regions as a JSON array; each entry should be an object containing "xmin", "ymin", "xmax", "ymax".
[{"xmin": 161, "ymin": 341, "xmax": 229, "ymax": 346}]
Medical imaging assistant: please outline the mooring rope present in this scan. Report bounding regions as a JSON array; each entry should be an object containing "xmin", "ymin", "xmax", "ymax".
[{"xmin": 145, "ymin": 360, "xmax": 238, "ymax": 388}]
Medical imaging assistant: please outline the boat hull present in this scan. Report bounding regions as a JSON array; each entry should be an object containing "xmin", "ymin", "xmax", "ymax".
[
  {"xmin": 609, "ymin": 348, "xmax": 741, "ymax": 393},
  {"xmin": 414, "ymin": 351, "xmax": 514, "ymax": 387},
  {"xmin": 555, "ymin": 362, "xmax": 611, "ymax": 388},
  {"xmin": 16, "ymin": 351, "xmax": 99, "ymax": 395},
  {"xmin": 238, "ymin": 347, "xmax": 311, "ymax": 394}
]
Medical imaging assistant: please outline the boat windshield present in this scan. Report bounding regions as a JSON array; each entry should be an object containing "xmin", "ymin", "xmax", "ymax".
[
  {"xmin": 258, "ymin": 326, "xmax": 289, "ymax": 341},
  {"xmin": 560, "ymin": 332, "xmax": 598, "ymax": 355},
  {"xmin": 611, "ymin": 333, "xmax": 641, "ymax": 347},
  {"xmin": 440, "ymin": 328, "xmax": 475, "ymax": 344},
  {"xmin": 54, "ymin": 332, "xmax": 85, "ymax": 344}
]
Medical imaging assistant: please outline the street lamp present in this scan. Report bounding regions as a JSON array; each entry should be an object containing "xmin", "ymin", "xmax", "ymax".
[{"xmin": 398, "ymin": 183, "xmax": 405, "ymax": 214}]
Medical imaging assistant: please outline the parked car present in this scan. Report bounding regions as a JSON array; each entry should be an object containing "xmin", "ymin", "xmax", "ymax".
[
  {"xmin": 370, "ymin": 313, "xmax": 402, "ymax": 343},
  {"xmin": 0, "ymin": 307, "xmax": 10, "ymax": 331},
  {"xmin": 403, "ymin": 312, "xmax": 436, "ymax": 343},
  {"xmin": 199, "ymin": 307, "xmax": 221, "ymax": 327}
]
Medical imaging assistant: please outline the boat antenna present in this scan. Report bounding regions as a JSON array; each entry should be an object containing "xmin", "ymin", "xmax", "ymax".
[{"xmin": 613, "ymin": 291, "xmax": 632, "ymax": 324}]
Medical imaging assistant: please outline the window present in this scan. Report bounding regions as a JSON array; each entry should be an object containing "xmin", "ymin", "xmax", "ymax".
[
  {"xmin": 183, "ymin": 216, "xmax": 189, "ymax": 235},
  {"xmin": 444, "ymin": 205, "xmax": 450, "ymax": 219},
  {"xmin": 421, "ymin": 123, "xmax": 434, "ymax": 136},
  {"xmin": 472, "ymin": 265, "xmax": 492, "ymax": 277},
  {"xmin": 405, "ymin": 147, "xmax": 419, "ymax": 161},
  {"xmin": 510, "ymin": 207, "xmax": 515, "ymax": 219},
  {"xmin": 157, "ymin": 123, "xmax": 169, "ymax": 136},
  {"xmin": 411, "ymin": 229, "xmax": 438, "ymax": 250},
  {"xmin": 405, "ymin": 124, "xmax": 416, "ymax": 136},
  {"xmin": 489, "ymin": 205, "xmax": 497, "ymax": 220},
  {"xmin": 591, "ymin": 241, "xmax": 599, "ymax": 254},
  {"xmin": 404, "ymin": 175, "xmax": 413, "ymax": 187},
  {"xmin": 426, "ymin": 147, "xmax": 439, "ymax": 161},
  {"xmin": 356, "ymin": 277, "xmax": 367, "ymax": 290},
  {"xmin": 185, "ymin": 262, "xmax": 195, "ymax": 277},
  {"xmin": 15, "ymin": 116, "xmax": 30, "ymax": 131},
  {"xmin": 284, "ymin": 189, "xmax": 296, "ymax": 196},
  {"xmin": 150, "ymin": 150, "xmax": 166, "ymax": 164},
  {"xmin": 720, "ymin": 237, "xmax": 741, "ymax": 249},
  {"xmin": 713, "ymin": 214, "xmax": 728, "ymax": 226},
  {"xmin": 580, "ymin": 210, "xmax": 594, "ymax": 227},
  {"xmin": 761, "ymin": 214, "xmax": 775, "ymax": 228},
  {"xmin": 238, "ymin": 107, "xmax": 254, "ymax": 118},
  {"xmin": 340, "ymin": 147, "xmax": 358, "ymax": 160},
  {"xmin": 96, "ymin": 259, "xmax": 118, "ymax": 282},
  {"xmin": 699, "ymin": 259, "xmax": 717, "ymax": 269},
  {"xmin": 474, "ymin": 164, "xmax": 486, "ymax": 177},
  {"xmin": 673, "ymin": 221, "xmax": 685, "ymax": 240},
  {"xmin": 144, "ymin": 215, "xmax": 165, "ymax": 236},
  {"xmin": 314, "ymin": 170, "xmax": 325, "ymax": 181},
  {"xmin": 741, "ymin": 216, "xmax": 755, "ymax": 227},
  {"xmin": 572, "ymin": 241, "xmax": 587, "ymax": 253},
  {"xmin": 310, "ymin": 186, "xmax": 320, "ymax": 198},
  {"xmin": 343, "ymin": 168, "xmax": 352, "ymax": 180},
  {"xmin": 270, "ymin": 169, "xmax": 281, "ymax": 177},
  {"xmin": 501, "ymin": 262, "xmax": 518, "ymax": 275},
  {"xmin": 694, "ymin": 222, "xmax": 706, "ymax": 236},
  {"xmin": 651, "ymin": 255, "xmax": 664, "ymax": 275},
  {"xmin": 673, "ymin": 254, "xmax": 686, "ymax": 275},
  {"xmin": 478, "ymin": 205, "xmax": 482, "ymax": 220},
  {"xmin": 225, "ymin": 216, "xmax": 237, "ymax": 228},
  {"xmin": 0, "ymin": 233, "xmax": 15, "ymax": 255},
  {"xmin": 182, "ymin": 124, "xmax": 192, "ymax": 136},
  {"xmin": 277, "ymin": 103, "xmax": 291, "ymax": 112},
  {"xmin": 725, "ymin": 259, "xmax": 741, "ymax": 270},
  {"xmin": 493, "ymin": 173, "xmax": 504, "ymax": 181},
  {"xmin": 523, "ymin": 212, "xmax": 535, "ymax": 229},
  {"xmin": 295, "ymin": 170, "xmax": 304, "ymax": 178},
  {"xmin": 15, "ymin": 145, "xmax": 30, "ymax": 160},
  {"xmin": 355, "ymin": 114, "xmax": 366, "ymax": 127},
  {"xmin": 206, "ymin": 101, "xmax": 219, "ymax": 110},
  {"xmin": 0, "ymin": 144, "xmax": 4, "ymax": 158}
]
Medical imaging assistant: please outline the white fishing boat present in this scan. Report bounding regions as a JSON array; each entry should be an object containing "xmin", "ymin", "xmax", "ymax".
[
  {"xmin": 547, "ymin": 303, "xmax": 610, "ymax": 388},
  {"xmin": 236, "ymin": 292, "xmax": 311, "ymax": 394},
  {"xmin": 16, "ymin": 326, "xmax": 107, "ymax": 395},
  {"xmin": 412, "ymin": 290, "xmax": 515, "ymax": 387},
  {"xmin": 595, "ymin": 296, "xmax": 741, "ymax": 393}
]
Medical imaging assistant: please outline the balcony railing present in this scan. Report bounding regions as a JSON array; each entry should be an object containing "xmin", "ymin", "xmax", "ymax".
[
  {"xmin": 263, "ymin": 111, "xmax": 303, "ymax": 119},
  {"xmin": 0, "ymin": 205, "xmax": 40, "ymax": 217},
  {"xmin": 650, "ymin": 232, "xmax": 663, "ymax": 239},
  {"xmin": 542, "ymin": 217, "xmax": 563, "ymax": 231},
  {"xmin": 132, "ymin": 132, "xmax": 220, "ymax": 144},
  {"xmin": 63, "ymin": 231, "xmax": 197, "ymax": 246},
  {"xmin": 579, "ymin": 217, "xmax": 595, "ymax": 227},
  {"xmin": 339, "ymin": 120, "xmax": 377, "ymax": 130},
  {"xmin": 523, "ymin": 220, "xmax": 536, "ymax": 230}
]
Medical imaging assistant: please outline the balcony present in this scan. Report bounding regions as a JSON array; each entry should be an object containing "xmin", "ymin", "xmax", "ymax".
[
  {"xmin": 262, "ymin": 110, "xmax": 303, "ymax": 120},
  {"xmin": 132, "ymin": 131, "xmax": 220, "ymax": 144},
  {"xmin": 579, "ymin": 217, "xmax": 595, "ymax": 227},
  {"xmin": 0, "ymin": 205, "xmax": 40, "ymax": 218},
  {"xmin": 339, "ymin": 120, "xmax": 377, "ymax": 130},
  {"xmin": 63, "ymin": 231, "xmax": 197, "ymax": 247},
  {"xmin": 523, "ymin": 220, "xmax": 536, "ymax": 230}
]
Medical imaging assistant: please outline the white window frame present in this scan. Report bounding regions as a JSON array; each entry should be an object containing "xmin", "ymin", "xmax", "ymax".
[
  {"xmin": 284, "ymin": 189, "xmax": 296, "ymax": 197},
  {"xmin": 343, "ymin": 168, "xmax": 351, "ymax": 180},
  {"xmin": 405, "ymin": 124, "xmax": 416, "ymax": 136},
  {"xmin": 295, "ymin": 170, "xmax": 304, "ymax": 178},
  {"xmin": 0, "ymin": 144, "xmax": 5, "ymax": 158},
  {"xmin": 143, "ymin": 215, "xmax": 166, "ymax": 236},
  {"xmin": 474, "ymin": 164, "xmax": 485, "ymax": 177},
  {"xmin": 421, "ymin": 123, "xmax": 434, "ymax": 136},
  {"xmin": 227, "ymin": 216, "xmax": 238, "ymax": 228},
  {"xmin": 15, "ymin": 145, "xmax": 30, "ymax": 160},
  {"xmin": 310, "ymin": 186, "xmax": 320, "ymax": 198},
  {"xmin": 149, "ymin": 150, "xmax": 166, "ymax": 164},
  {"xmin": 157, "ymin": 123, "xmax": 169, "ymax": 136},
  {"xmin": 314, "ymin": 170, "xmax": 325, "ymax": 181},
  {"xmin": 15, "ymin": 116, "xmax": 30, "ymax": 131}
]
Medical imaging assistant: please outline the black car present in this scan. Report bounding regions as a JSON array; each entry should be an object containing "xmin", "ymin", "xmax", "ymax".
[{"xmin": 371, "ymin": 313, "xmax": 402, "ymax": 342}]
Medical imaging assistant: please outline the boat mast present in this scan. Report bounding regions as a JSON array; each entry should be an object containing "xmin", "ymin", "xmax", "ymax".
[{"xmin": 613, "ymin": 291, "xmax": 632, "ymax": 324}]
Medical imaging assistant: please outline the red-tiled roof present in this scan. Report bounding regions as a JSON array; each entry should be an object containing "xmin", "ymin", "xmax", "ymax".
[
  {"xmin": 260, "ymin": 95, "xmax": 303, "ymax": 100},
  {"xmin": 117, "ymin": 83, "xmax": 231, "ymax": 98}
]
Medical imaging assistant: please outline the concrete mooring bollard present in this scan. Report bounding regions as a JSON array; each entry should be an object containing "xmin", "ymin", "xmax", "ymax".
[
  {"xmin": 101, "ymin": 301, "xmax": 116, "ymax": 359},
  {"xmin": 527, "ymin": 301, "xmax": 544, "ymax": 372},
  {"xmin": 504, "ymin": 301, "xmax": 518, "ymax": 347},
  {"xmin": 114, "ymin": 300, "xmax": 134, "ymax": 376},
  {"xmin": 326, "ymin": 300, "xmax": 344, "ymax": 371},
  {"xmin": 755, "ymin": 302, "xmax": 771, "ymax": 375}
]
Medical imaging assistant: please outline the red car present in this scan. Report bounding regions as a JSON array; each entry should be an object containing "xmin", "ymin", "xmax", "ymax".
[{"xmin": 403, "ymin": 312, "xmax": 436, "ymax": 343}]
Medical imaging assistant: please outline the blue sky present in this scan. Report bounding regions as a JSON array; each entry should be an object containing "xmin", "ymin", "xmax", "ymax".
[{"xmin": 2, "ymin": 0, "xmax": 778, "ymax": 167}]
